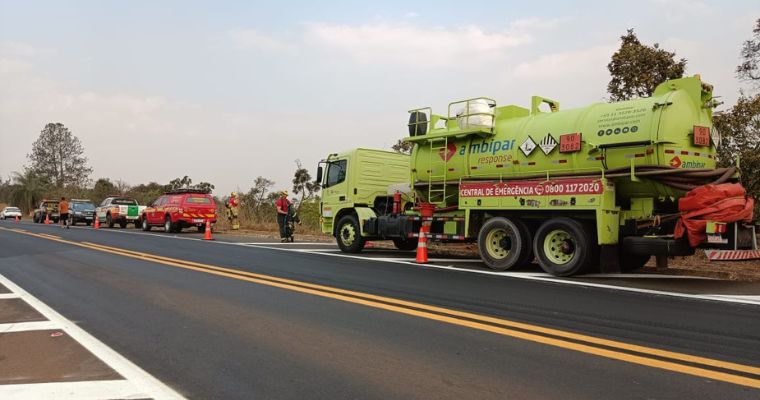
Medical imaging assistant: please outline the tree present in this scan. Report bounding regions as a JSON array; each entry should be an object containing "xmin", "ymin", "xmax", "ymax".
[
  {"xmin": 391, "ymin": 139, "xmax": 414, "ymax": 154},
  {"xmin": 92, "ymin": 178, "xmax": 117, "ymax": 204},
  {"xmin": 10, "ymin": 169, "xmax": 50, "ymax": 214},
  {"xmin": 127, "ymin": 182, "xmax": 165, "ymax": 206},
  {"xmin": 244, "ymin": 176, "xmax": 275, "ymax": 214},
  {"xmin": 195, "ymin": 181, "xmax": 215, "ymax": 193},
  {"xmin": 713, "ymin": 94, "xmax": 760, "ymax": 210},
  {"xmin": 291, "ymin": 159, "xmax": 320, "ymax": 208},
  {"xmin": 166, "ymin": 176, "xmax": 193, "ymax": 190},
  {"xmin": 166, "ymin": 176, "xmax": 214, "ymax": 193},
  {"xmin": 737, "ymin": 18, "xmax": 760, "ymax": 83},
  {"xmin": 115, "ymin": 180, "xmax": 131, "ymax": 195},
  {"xmin": 28, "ymin": 123, "xmax": 92, "ymax": 188},
  {"xmin": 607, "ymin": 29, "xmax": 687, "ymax": 101}
]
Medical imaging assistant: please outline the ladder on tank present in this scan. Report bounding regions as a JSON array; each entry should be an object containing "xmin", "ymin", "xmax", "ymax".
[{"xmin": 427, "ymin": 136, "xmax": 450, "ymax": 206}]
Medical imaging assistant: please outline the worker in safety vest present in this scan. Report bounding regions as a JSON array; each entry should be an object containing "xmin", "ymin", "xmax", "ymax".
[{"xmin": 226, "ymin": 192, "xmax": 240, "ymax": 230}]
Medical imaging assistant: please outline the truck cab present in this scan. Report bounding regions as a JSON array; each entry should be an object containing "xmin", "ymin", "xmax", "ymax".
[{"xmin": 318, "ymin": 149, "xmax": 413, "ymax": 251}]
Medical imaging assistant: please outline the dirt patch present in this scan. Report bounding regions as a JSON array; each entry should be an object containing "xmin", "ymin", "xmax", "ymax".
[
  {"xmin": 0, "ymin": 298, "xmax": 47, "ymax": 323},
  {"xmin": 0, "ymin": 330, "xmax": 121, "ymax": 384}
]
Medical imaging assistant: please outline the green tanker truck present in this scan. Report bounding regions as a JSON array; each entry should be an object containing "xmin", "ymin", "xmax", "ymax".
[{"xmin": 317, "ymin": 75, "xmax": 747, "ymax": 276}]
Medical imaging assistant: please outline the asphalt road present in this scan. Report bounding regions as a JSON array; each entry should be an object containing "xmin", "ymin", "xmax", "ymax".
[{"xmin": 1, "ymin": 220, "xmax": 759, "ymax": 399}]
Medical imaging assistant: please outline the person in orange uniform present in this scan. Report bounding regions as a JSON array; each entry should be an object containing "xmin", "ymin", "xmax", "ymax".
[{"xmin": 59, "ymin": 197, "xmax": 70, "ymax": 229}]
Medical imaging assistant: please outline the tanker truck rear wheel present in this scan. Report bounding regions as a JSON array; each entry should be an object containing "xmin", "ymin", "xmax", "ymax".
[
  {"xmin": 534, "ymin": 218, "xmax": 595, "ymax": 277},
  {"xmin": 478, "ymin": 217, "xmax": 532, "ymax": 271},
  {"xmin": 336, "ymin": 215, "xmax": 365, "ymax": 253}
]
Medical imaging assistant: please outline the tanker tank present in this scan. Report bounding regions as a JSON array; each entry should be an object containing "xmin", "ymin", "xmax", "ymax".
[{"xmin": 406, "ymin": 76, "xmax": 731, "ymax": 205}]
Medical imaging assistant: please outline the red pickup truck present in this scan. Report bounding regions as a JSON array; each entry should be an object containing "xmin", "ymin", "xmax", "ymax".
[{"xmin": 141, "ymin": 190, "xmax": 217, "ymax": 233}]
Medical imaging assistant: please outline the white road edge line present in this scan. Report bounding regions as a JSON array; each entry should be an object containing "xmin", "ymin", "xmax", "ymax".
[
  {"xmin": 0, "ymin": 320, "xmax": 60, "ymax": 333},
  {"xmin": 0, "ymin": 274, "xmax": 186, "ymax": 400},
  {"xmin": 0, "ymin": 293, "xmax": 20, "ymax": 299},
  {"xmin": 7, "ymin": 222, "xmax": 760, "ymax": 307},
  {"xmin": 236, "ymin": 243, "xmax": 760, "ymax": 307}
]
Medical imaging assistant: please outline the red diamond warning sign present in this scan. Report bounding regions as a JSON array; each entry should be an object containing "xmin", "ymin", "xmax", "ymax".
[
  {"xmin": 669, "ymin": 156, "xmax": 682, "ymax": 168},
  {"xmin": 438, "ymin": 143, "xmax": 457, "ymax": 162}
]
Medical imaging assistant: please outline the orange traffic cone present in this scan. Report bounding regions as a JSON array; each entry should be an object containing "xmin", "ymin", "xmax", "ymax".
[
  {"xmin": 365, "ymin": 241, "xmax": 374, "ymax": 249},
  {"xmin": 203, "ymin": 220, "xmax": 213, "ymax": 240},
  {"xmin": 415, "ymin": 225, "xmax": 429, "ymax": 263},
  {"xmin": 44, "ymin": 213, "xmax": 50, "ymax": 224},
  {"xmin": 94, "ymin": 217, "xmax": 100, "ymax": 229}
]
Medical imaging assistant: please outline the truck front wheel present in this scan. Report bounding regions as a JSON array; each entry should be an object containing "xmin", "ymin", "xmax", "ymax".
[
  {"xmin": 534, "ymin": 218, "xmax": 596, "ymax": 277},
  {"xmin": 478, "ymin": 217, "xmax": 533, "ymax": 271},
  {"xmin": 336, "ymin": 215, "xmax": 365, "ymax": 253},
  {"xmin": 106, "ymin": 214, "xmax": 114, "ymax": 228}
]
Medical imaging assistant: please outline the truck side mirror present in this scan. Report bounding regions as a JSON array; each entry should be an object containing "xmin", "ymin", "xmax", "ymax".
[{"xmin": 315, "ymin": 166, "xmax": 323, "ymax": 184}]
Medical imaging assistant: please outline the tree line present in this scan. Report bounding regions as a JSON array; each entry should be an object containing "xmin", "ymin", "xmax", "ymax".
[{"xmin": 0, "ymin": 122, "xmax": 322, "ymax": 232}]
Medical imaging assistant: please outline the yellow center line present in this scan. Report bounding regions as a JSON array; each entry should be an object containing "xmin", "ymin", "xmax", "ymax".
[{"xmin": 3, "ymin": 226, "xmax": 760, "ymax": 389}]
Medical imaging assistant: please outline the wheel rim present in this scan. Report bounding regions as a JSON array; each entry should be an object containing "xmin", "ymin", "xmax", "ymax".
[
  {"xmin": 143, "ymin": 219, "xmax": 148, "ymax": 229},
  {"xmin": 543, "ymin": 229, "xmax": 575, "ymax": 265},
  {"xmin": 340, "ymin": 223, "xmax": 356, "ymax": 246},
  {"xmin": 165, "ymin": 220, "xmax": 170, "ymax": 231},
  {"xmin": 485, "ymin": 228, "xmax": 512, "ymax": 260}
]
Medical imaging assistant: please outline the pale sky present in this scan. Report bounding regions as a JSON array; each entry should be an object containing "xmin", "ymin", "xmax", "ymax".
[{"xmin": 1, "ymin": 1, "xmax": 758, "ymax": 196}]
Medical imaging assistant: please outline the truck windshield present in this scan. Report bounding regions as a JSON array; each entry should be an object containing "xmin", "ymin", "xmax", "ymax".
[{"xmin": 325, "ymin": 160, "xmax": 347, "ymax": 188}]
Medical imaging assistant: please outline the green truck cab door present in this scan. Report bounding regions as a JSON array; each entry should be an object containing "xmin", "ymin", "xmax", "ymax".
[{"xmin": 321, "ymin": 158, "xmax": 350, "ymax": 232}]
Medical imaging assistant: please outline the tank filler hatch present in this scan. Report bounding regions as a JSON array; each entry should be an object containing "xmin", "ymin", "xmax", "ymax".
[{"xmin": 405, "ymin": 97, "xmax": 497, "ymax": 144}]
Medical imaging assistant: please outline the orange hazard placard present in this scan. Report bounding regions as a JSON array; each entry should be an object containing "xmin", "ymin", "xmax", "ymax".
[
  {"xmin": 693, "ymin": 126, "xmax": 710, "ymax": 147},
  {"xmin": 559, "ymin": 133, "xmax": 581, "ymax": 153}
]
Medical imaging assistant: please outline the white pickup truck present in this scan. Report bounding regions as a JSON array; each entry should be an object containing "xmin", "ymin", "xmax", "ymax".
[{"xmin": 95, "ymin": 196, "xmax": 146, "ymax": 228}]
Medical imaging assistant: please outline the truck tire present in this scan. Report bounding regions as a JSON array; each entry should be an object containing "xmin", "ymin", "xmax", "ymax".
[
  {"xmin": 534, "ymin": 217, "xmax": 596, "ymax": 277},
  {"xmin": 119, "ymin": 220, "xmax": 127, "ymax": 229},
  {"xmin": 142, "ymin": 217, "xmax": 151, "ymax": 231},
  {"xmin": 106, "ymin": 214, "xmax": 114, "ymax": 228},
  {"xmin": 336, "ymin": 215, "xmax": 365, "ymax": 253},
  {"xmin": 69, "ymin": 216, "xmax": 76, "ymax": 226},
  {"xmin": 393, "ymin": 237, "xmax": 418, "ymax": 251},
  {"xmin": 478, "ymin": 217, "xmax": 532, "ymax": 271}
]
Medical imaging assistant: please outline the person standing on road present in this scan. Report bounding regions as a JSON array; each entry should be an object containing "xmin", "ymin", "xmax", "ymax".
[
  {"xmin": 59, "ymin": 197, "xmax": 69, "ymax": 229},
  {"xmin": 276, "ymin": 191, "xmax": 290, "ymax": 242},
  {"xmin": 226, "ymin": 192, "xmax": 240, "ymax": 230}
]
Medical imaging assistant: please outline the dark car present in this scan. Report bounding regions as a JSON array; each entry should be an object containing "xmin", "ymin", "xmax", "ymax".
[{"xmin": 68, "ymin": 199, "xmax": 96, "ymax": 226}]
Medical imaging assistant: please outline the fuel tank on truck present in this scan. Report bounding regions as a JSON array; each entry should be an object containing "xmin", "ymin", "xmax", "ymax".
[{"xmin": 407, "ymin": 76, "xmax": 719, "ymax": 203}]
